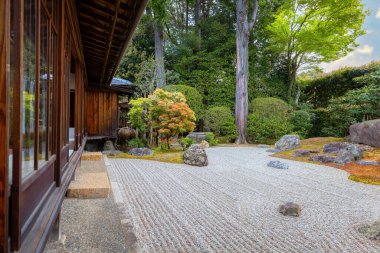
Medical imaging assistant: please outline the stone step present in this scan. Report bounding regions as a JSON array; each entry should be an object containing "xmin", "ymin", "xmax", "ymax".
[
  {"xmin": 81, "ymin": 152, "xmax": 103, "ymax": 161},
  {"xmin": 67, "ymin": 158, "xmax": 110, "ymax": 198}
]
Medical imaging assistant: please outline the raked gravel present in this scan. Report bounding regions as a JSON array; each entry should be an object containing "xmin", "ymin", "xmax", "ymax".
[{"xmin": 107, "ymin": 147, "xmax": 380, "ymax": 253}]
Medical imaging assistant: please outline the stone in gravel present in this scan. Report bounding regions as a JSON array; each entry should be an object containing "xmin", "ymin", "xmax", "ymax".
[
  {"xmin": 267, "ymin": 161, "xmax": 289, "ymax": 169},
  {"xmin": 128, "ymin": 148, "xmax": 153, "ymax": 156},
  {"xmin": 309, "ymin": 155, "xmax": 336, "ymax": 163},
  {"xmin": 358, "ymin": 221, "xmax": 380, "ymax": 241},
  {"xmin": 294, "ymin": 150, "xmax": 318, "ymax": 157},
  {"xmin": 200, "ymin": 140, "xmax": 210, "ymax": 149},
  {"xmin": 275, "ymin": 135, "xmax": 300, "ymax": 151},
  {"xmin": 279, "ymin": 202, "xmax": 301, "ymax": 217},
  {"xmin": 183, "ymin": 144, "xmax": 208, "ymax": 167},
  {"xmin": 323, "ymin": 142, "xmax": 350, "ymax": 153},
  {"xmin": 335, "ymin": 149, "xmax": 355, "ymax": 164},
  {"xmin": 257, "ymin": 144, "xmax": 270, "ymax": 148},
  {"xmin": 266, "ymin": 149, "xmax": 281, "ymax": 153},
  {"xmin": 357, "ymin": 160, "xmax": 380, "ymax": 166}
]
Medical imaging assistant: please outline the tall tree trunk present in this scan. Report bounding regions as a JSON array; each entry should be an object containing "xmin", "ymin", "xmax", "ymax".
[
  {"xmin": 287, "ymin": 61, "xmax": 297, "ymax": 102},
  {"xmin": 295, "ymin": 85, "xmax": 301, "ymax": 105},
  {"xmin": 185, "ymin": 0, "xmax": 189, "ymax": 33},
  {"xmin": 153, "ymin": 21, "xmax": 166, "ymax": 88},
  {"xmin": 235, "ymin": 0, "xmax": 258, "ymax": 144},
  {"xmin": 194, "ymin": 0, "xmax": 201, "ymax": 50}
]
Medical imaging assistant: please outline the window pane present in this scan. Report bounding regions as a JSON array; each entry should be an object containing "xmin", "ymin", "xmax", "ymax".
[
  {"xmin": 22, "ymin": 0, "xmax": 36, "ymax": 178},
  {"xmin": 39, "ymin": 10, "xmax": 49, "ymax": 165}
]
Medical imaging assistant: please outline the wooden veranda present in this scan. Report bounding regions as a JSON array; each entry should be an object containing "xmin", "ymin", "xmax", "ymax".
[{"xmin": 0, "ymin": 0, "xmax": 147, "ymax": 252}]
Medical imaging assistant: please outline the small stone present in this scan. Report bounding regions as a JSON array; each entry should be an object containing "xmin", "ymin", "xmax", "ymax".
[
  {"xmin": 257, "ymin": 144, "xmax": 270, "ymax": 148},
  {"xmin": 275, "ymin": 135, "xmax": 300, "ymax": 151},
  {"xmin": 200, "ymin": 140, "xmax": 210, "ymax": 149},
  {"xmin": 183, "ymin": 144, "xmax": 208, "ymax": 167},
  {"xmin": 267, "ymin": 161, "xmax": 289, "ymax": 169},
  {"xmin": 357, "ymin": 160, "xmax": 380, "ymax": 166},
  {"xmin": 358, "ymin": 221, "xmax": 380, "ymax": 241},
  {"xmin": 266, "ymin": 149, "xmax": 281, "ymax": 153},
  {"xmin": 279, "ymin": 202, "xmax": 301, "ymax": 217},
  {"xmin": 294, "ymin": 150, "xmax": 319, "ymax": 157},
  {"xmin": 128, "ymin": 148, "xmax": 153, "ymax": 156},
  {"xmin": 309, "ymin": 155, "xmax": 336, "ymax": 163}
]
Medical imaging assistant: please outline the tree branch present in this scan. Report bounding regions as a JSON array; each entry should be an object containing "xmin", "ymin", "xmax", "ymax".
[{"xmin": 248, "ymin": 0, "xmax": 259, "ymax": 31}]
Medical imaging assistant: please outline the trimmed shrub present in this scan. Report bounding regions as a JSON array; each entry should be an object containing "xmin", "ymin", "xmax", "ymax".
[
  {"xmin": 290, "ymin": 110, "xmax": 313, "ymax": 138},
  {"xmin": 128, "ymin": 138, "xmax": 146, "ymax": 148},
  {"xmin": 247, "ymin": 97, "xmax": 293, "ymax": 144},
  {"xmin": 204, "ymin": 106, "xmax": 237, "ymax": 142},
  {"xmin": 247, "ymin": 114, "xmax": 293, "ymax": 144},
  {"xmin": 249, "ymin": 97, "xmax": 292, "ymax": 117},
  {"xmin": 163, "ymin": 85, "xmax": 204, "ymax": 119}
]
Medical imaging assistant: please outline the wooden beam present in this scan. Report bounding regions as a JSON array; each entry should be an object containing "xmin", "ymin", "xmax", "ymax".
[
  {"xmin": 0, "ymin": 0, "xmax": 10, "ymax": 251},
  {"xmin": 99, "ymin": 0, "xmax": 121, "ymax": 86},
  {"xmin": 105, "ymin": 0, "xmax": 149, "ymax": 86}
]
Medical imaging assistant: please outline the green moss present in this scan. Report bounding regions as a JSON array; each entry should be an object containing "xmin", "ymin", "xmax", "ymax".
[{"xmin": 348, "ymin": 175, "xmax": 380, "ymax": 186}]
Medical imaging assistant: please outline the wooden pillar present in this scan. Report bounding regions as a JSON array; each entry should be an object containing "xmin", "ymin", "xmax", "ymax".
[
  {"xmin": 0, "ymin": 0, "xmax": 10, "ymax": 251},
  {"xmin": 55, "ymin": 0, "xmax": 65, "ymax": 187},
  {"xmin": 11, "ymin": 0, "xmax": 23, "ymax": 250}
]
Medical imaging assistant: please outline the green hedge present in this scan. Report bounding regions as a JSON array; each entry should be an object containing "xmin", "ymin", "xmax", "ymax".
[{"xmin": 204, "ymin": 106, "xmax": 237, "ymax": 143}]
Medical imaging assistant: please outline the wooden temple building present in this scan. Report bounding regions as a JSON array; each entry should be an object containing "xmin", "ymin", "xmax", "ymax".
[{"xmin": 0, "ymin": 0, "xmax": 147, "ymax": 252}]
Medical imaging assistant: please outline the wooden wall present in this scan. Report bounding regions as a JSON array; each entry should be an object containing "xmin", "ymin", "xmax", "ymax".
[{"xmin": 86, "ymin": 91, "xmax": 119, "ymax": 137}]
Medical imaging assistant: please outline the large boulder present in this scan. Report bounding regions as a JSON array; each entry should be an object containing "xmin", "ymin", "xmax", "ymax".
[
  {"xmin": 335, "ymin": 149, "xmax": 355, "ymax": 164},
  {"xmin": 323, "ymin": 142, "xmax": 350, "ymax": 153},
  {"xmin": 275, "ymin": 135, "xmax": 300, "ymax": 151},
  {"xmin": 350, "ymin": 119, "xmax": 380, "ymax": 148},
  {"xmin": 183, "ymin": 144, "xmax": 208, "ymax": 167},
  {"xmin": 128, "ymin": 148, "xmax": 153, "ymax": 156}
]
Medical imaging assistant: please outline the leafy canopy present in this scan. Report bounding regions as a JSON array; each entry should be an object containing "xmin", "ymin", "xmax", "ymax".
[{"xmin": 267, "ymin": 0, "xmax": 367, "ymax": 67}]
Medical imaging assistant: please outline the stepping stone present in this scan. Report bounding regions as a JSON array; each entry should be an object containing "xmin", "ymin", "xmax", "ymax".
[
  {"xmin": 279, "ymin": 202, "xmax": 301, "ymax": 217},
  {"xmin": 267, "ymin": 161, "xmax": 289, "ymax": 169},
  {"xmin": 81, "ymin": 152, "xmax": 103, "ymax": 161},
  {"xmin": 357, "ymin": 160, "xmax": 380, "ymax": 166}
]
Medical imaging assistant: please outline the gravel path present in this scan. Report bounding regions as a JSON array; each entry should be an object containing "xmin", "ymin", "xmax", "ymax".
[{"xmin": 107, "ymin": 147, "xmax": 380, "ymax": 253}]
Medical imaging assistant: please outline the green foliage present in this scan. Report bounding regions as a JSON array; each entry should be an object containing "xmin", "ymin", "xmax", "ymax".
[
  {"xmin": 249, "ymin": 97, "xmax": 292, "ymax": 117},
  {"xmin": 290, "ymin": 110, "xmax": 312, "ymax": 138},
  {"xmin": 180, "ymin": 137, "xmax": 195, "ymax": 150},
  {"xmin": 303, "ymin": 62, "xmax": 380, "ymax": 107},
  {"xmin": 247, "ymin": 113, "xmax": 293, "ymax": 144},
  {"xmin": 163, "ymin": 85, "xmax": 204, "ymax": 119},
  {"xmin": 247, "ymin": 97, "xmax": 293, "ymax": 144},
  {"xmin": 205, "ymin": 132, "xmax": 218, "ymax": 146},
  {"xmin": 128, "ymin": 97, "xmax": 151, "ymax": 133},
  {"xmin": 128, "ymin": 138, "xmax": 147, "ymax": 148},
  {"xmin": 204, "ymin": 106, "xmax": 237, "ymax": 141}
]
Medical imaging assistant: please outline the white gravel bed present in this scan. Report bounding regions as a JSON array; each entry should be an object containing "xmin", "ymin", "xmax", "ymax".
[{"xmin": 107, "ymin": 147, "xmax": 380, "ymax": 253}]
